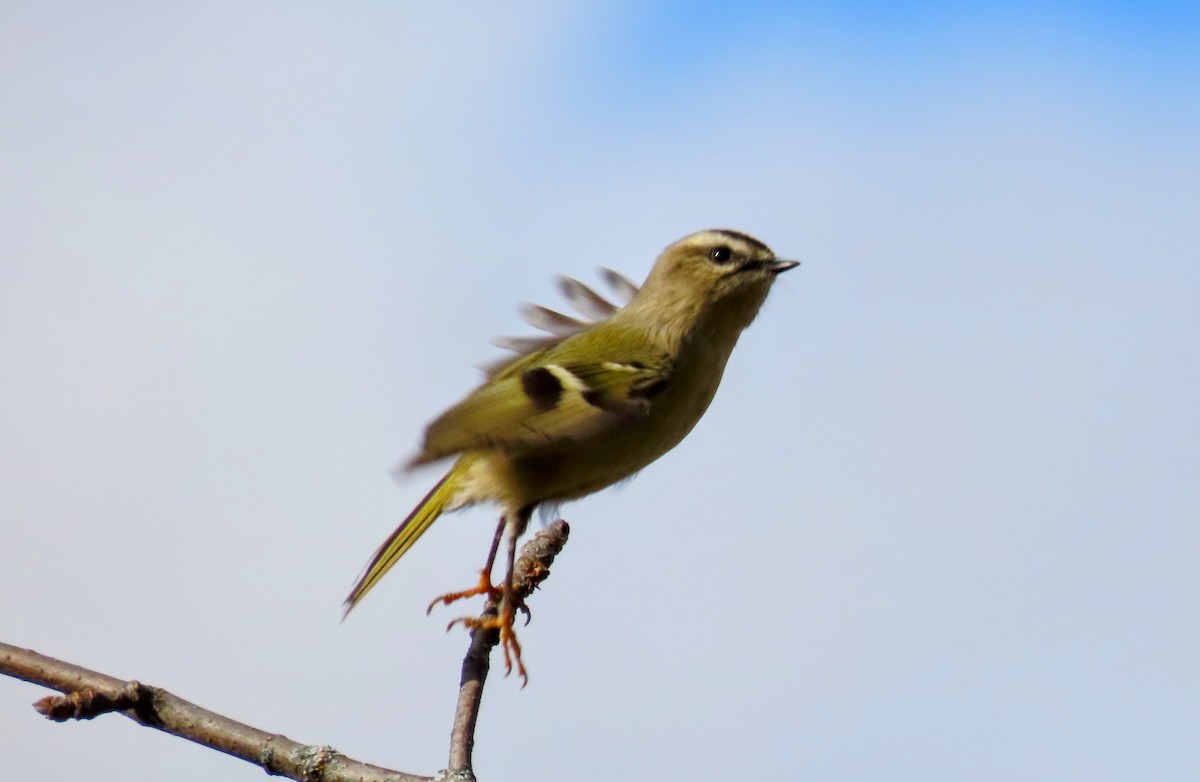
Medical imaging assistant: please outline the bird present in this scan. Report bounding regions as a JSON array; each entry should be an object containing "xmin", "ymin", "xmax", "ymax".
[{"xmin": 344, "ymin": 229, "xmax": 798, "ymax": 682}]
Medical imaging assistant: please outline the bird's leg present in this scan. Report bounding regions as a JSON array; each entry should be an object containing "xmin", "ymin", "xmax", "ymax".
[
  {"xmin": 494, "ymin": 526, "xmax": 526, "ymax": 681},
  {"xmin": 447, "ymin": 507, "xmax": 532, "ymax": 685},
  {"xmin": 426, "ymin": 516, "xmax": 506, "ymax": 614}
]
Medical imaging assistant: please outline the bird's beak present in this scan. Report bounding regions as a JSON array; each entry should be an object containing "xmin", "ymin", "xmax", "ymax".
[{"xmin": 767, "ymin": 259, "xmax": 800, "ymax": 275}]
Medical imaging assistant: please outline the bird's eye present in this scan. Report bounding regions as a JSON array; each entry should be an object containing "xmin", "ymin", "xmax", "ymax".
[{"xmin": 709, "ymin": 246, "xmax": 733, "ymax": 264}]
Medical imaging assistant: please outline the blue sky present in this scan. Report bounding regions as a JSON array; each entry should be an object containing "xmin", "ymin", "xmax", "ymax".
[{"xmin": 2, "ymin": 3, "xmax": 1198, "ymax": 781}]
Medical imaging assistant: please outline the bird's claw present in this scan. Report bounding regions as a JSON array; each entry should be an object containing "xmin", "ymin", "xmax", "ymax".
[
  {"xmin": 426, "ymin": 569, "xmax": 503, "ymax": 615},
  {"xmin": 446, "ymin": 603, "xmax": 528, "ymax": 686}
]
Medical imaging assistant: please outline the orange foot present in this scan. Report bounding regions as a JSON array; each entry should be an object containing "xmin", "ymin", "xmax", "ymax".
[
  {"xmin": 426, "ymin": 569, "xmax": 502, "ymax": 615},
  {"xmin": 427, "ymin": 571, "xmax": 532, "ymax": 624},
  {"xmin": 449, "ymin": 600, "xmax": 529, "ymax": 686}
]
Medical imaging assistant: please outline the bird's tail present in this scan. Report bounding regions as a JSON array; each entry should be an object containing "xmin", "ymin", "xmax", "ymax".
[{"xmin": 343, "ymin": 469, "xmax": 457, "ymax": 617}]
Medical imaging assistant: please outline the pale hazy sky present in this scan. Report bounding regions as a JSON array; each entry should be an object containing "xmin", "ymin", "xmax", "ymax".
[{"xmin": 2, "ymin": 3, "xmax": 1198, "ymax": 781}]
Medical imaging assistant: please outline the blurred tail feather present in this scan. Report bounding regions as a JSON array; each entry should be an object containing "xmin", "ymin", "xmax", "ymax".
[{"xmin": 343, "ymin": 470, "xmax": 455, "ymax": 617}]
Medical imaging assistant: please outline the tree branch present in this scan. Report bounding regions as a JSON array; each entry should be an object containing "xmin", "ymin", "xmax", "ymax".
[
  {"xmin": 448, "ymin": 520, "xmax": 570, "ymax": 778},
  {"xmin": 0, "ymin": 521, "xmax": 571, "ymax": 782},
  {"xmin": 0, "ymin": 639, "xmax": 426, "ymax": 780}
]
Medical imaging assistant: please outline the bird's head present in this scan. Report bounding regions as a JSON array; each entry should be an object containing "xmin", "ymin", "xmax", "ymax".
[{"xmin": 635, "ymin": 229, "xmax": 798, "ymax": 338}]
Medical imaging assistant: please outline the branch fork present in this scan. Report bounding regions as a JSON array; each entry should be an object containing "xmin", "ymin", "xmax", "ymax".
[{"xmin": 0, "ymin": 520, "xmax": 570, "ymax": 782}]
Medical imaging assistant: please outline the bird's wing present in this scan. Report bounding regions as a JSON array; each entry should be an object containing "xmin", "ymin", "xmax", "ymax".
[
  {"xmin": 409, "ymin": 331, "xmax": 672, "ymax": 467},
  {"xmin": 483, "ymin": 269, "xmax": 640, "ymax": 376}
]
